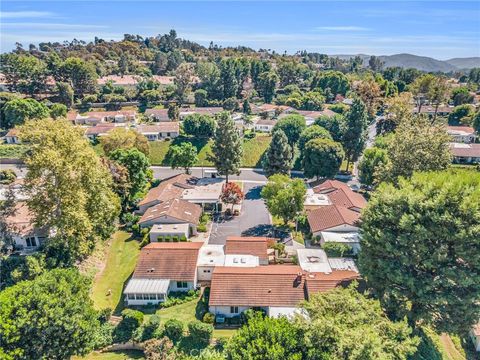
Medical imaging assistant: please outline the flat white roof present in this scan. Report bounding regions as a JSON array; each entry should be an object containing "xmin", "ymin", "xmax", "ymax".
[
  {"xmin": 320, "ymin": 231, "xmax": 360, "ymax": 244},
  {"xmin": 197, "ymin": 244, "xmax": 225, "ymax": 266},
  {"xmin": 328, "ymin": 258, "xmax": 358, "ymax": 272},
  {"xmin": 182, "ymin": 178, "xmax": 223, "ymax": 202},
  {"xmin": 124, "ymin": 278, "xmax": 170, "ymax": 294},
  {"xmin": 297, "ymin": 248, "xmax": 332, "ymax": 274},
  {"xmin": 224, "ymin": 254, "xmax": 259, "ymax": 267},
  {"xmin": 304, "ymin": 189, "xmax": 331, "ymax": 206},
  {"xmin": 150, "ymin": 223, "xmax": 189, "ymax": 233}
]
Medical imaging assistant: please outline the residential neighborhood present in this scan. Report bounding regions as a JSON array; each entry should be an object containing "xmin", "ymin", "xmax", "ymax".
[{"xmin": 0, "ymin": 1, "xmax": 479, "ymax": 359}]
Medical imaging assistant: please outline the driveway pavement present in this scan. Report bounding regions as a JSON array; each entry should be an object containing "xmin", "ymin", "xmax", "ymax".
[{"xmin": 208, "ymin": 182, "xmax": 273, "ymax": 245}]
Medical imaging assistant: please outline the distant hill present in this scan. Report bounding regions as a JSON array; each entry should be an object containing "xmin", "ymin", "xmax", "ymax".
[
  {"xmin": 331, "ymin": 53, "xmax": 479, "ymax": 72},
  {"xmin": 445, "ymin": 57, "xmax": 480, "ymax": 70}
]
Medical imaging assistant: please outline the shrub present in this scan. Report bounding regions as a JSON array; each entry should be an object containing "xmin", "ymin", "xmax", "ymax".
[
  {"xmin": 115, "ymin": 309, "xmax": 144, "ymax": 342},
  {"xmin": 203, "ymin": 312, "xmax": 215, "ymax": 324},
  {"xmin": 92, "ymin": 322, "xmax": 115, "ymax": 349},
  {"xmin": 98, "ymin": 308, "xmax": 112, "ymax": 323},
  {"xmin": 0, "ymin": 169, "xmax": 17, "ymax": 184},
  {"xmin": 188, "ymin": 320, "xmax": 213, "ymax": 345},
  {"xmin": 164, "ymin": 319, "xmax": 183, "ymax": 342},
  {"xmin": 140, "ymin": 315, "xmax": 161, "ymax": 341},
  {"xmin": 197, "ymin": 224, "xmax": 207, "ymax": 233},
  {"xmin": 172, "ymin": 236, "xmax": 179, "ymax": 242},
  {"xmin": 164, "ymin": 235, "xmax": 171, "ymax": 242},
  {"xmin": 140, "ymin": 233, "xmax": 150, "ymax": 248},
  {"xmin": 180, "ymin": 235, "xmax": 187, "ymax": 242},
  {"xmin": 321, "ymin": 242, "xmax": 351, "ymax": 257}
]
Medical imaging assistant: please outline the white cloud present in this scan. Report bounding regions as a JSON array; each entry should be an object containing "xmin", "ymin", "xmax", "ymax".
[
  {"xmin": 2, "ymin": 22, "xmax": 109, "ymax": 30},
  {"xmin": 0, "ymin": 11, "xmax": 55, "ymax": 19},
  {"xmin": 315, "ymin": 26, "xmax": 370, "ymax": 31}
]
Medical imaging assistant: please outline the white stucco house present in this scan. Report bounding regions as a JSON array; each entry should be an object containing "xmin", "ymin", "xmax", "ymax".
[{"xmin": 124, "ymin": 242, "xmax": 203, "ymax": 306}]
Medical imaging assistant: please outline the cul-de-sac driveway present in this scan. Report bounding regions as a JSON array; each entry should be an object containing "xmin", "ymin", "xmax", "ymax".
[{"xmin": 208, "ymin": 182, "xmax": 273, "ymax": 245}]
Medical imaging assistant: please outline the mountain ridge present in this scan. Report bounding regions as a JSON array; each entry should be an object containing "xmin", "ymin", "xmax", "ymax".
[{"xmin": 330, "ymin": 53, "xmax": 479, "ymax": 72}]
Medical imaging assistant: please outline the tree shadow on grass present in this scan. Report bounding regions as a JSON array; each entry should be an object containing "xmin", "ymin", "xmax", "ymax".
[
  {"xmin": 410, "ymin": 328, "xmax": 443, "ymax": 360},
  {"xmin": 161, "ymin": 136, "xmax": 210, "ymax": 166}
]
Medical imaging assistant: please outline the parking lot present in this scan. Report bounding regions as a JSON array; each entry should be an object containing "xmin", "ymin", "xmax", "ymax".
[{"xmin": 208, "ymin": 182, "xmax": 273, "ymax": 245}]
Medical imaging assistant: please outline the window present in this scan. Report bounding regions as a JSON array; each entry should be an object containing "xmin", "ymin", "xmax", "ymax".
[
  {"xmin": 230, "ymin": 306, "xmax": 239, "ymax": 314},
  {"xmin": 127, "ymin": 294, "xmax": 135, "ymax": 300},
  {"xmin": 176, "ymin": 281, "xmax": 188, "ymax": 288},
  {"xmin": 26, "ymin": 237, "xmax": 37, "ymax": 247},
  {"xmin": 149, "ymin": 294, "xmax": 157, "ymax": 300},
  {"xmin": 167, "ymin": 132, "xmax": 171, "ymax": 137}
]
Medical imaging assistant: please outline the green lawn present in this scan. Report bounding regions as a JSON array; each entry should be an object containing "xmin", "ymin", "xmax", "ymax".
[
  {"xmin": 90, "ymin": 231, "xmax": 140, "ymax": 313},
  {"xmin": 155, "ymin": 297, "xmax": 236, "ymax": 340},
  {"xmin": 0, "ymin": 144, "xmax": 29, "ymax": 158},
  {"xmin": 74, "ymin": 350, "xmax": 144, "ymax": 360},
  {"xmin": 141, "ymin": 134, "xmax": 271, "ymax": 168}
]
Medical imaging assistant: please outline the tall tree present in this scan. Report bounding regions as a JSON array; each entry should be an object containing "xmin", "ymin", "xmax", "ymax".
[
  {"xmin": 3, "ymin": 98, "xmax": 50, "ymax": 129},
  {"xmin": 314, "ymin": 114, "xmax": 345, "ymax": 142},
  {"xmin": 55, "ymin": 82, "xmax": 74, "ymax": 108},
  {"xmin": 168, "ymin": 102, "xmax": 179, "ymax": 121},
  {"xmin": 302, "ymin": 138, "xmax": 344, "ymax": 180},
  {"xmin": 298, "ymin": 124, "xmax": 332, "ymax": 156},
  {"xmin": 226, "ymin": 311, "xmax": 305, "ymax": 360},
  {"xmin": 382, "ymin": 116, "xmax": 451, "ymax": 181},
  {"xmin": 100, "ymin": 128, "xmax": 149, "ymax": 156},
  {"xmin": 342, "ymin": 98, "xmax": 368, "ymax": 171},
  {"xmin": 261, "ymin": 174, "xmax": 305, "ymax": 225},
  {"xmin": 174, "ymin": 63, "xmax": 193, "ymax": 104},
  {"xmin": 299, "ymin": 285, "xmax": 418, "ymax": 359},
  {"xmin": 19, "ymin": 120, "xmax": 120, "ymax": 264},
  {"xmin": 0, "ymin": 268, "xmax": 100, "ymax": 360},
  {"xmin": 263, "ymin": 129, "xmax": 293, "ymax": 177},
  {"xmin": 410, "ymin": 74, "xmax": 435, "ymax": 114},
  {"xmin": 210, "ymin": 112, "xmax": 243, "ymax": 183},
  {"xmin": 167, "ymin": 142, "xmax": 198, "ymax": 174},
  {"xmin": 58, "ymin": 57, "xmax": 97, "ymax": 98},
  {"xmin": 355, "ymin": 78, "xmax": 382, "ymax": 120},
  {"xmin": 258, "ymin": 70, "xmax": 278, "ymax": 103},
  {"xmin": 359, "ymin": 170, "xmax": 480, "ymax": 334},
  {"xmin": 109, "ymin": 148, "xmax": 152, "ymax": 201},
  {"xmin": 428, "ymin": 76, "xmax": 450, "ymax": 123},
  {"xmin": 0, "ymin": 53, "xmax": 48, "ymax": 96},
  {"xmin": 368, "ymin": 55, "xmax": 384, "ymax": 72},
  {"xmin": 357, "ymin": 147, "xmax": 388, "ymax": 186},
  {"xmin": 272, "ymin": 114, "xmax": 306, "ymax": 146}
]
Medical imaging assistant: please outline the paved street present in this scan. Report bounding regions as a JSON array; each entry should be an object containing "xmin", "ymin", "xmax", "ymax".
[{"xmin": 209, "ymin": 182, "xmax": 273, "ymax": 245}]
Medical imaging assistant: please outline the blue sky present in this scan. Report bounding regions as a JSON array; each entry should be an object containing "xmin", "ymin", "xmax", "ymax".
[{"xmin": 1, "ymin": 1, "xmax": 479, "ymax": 59}]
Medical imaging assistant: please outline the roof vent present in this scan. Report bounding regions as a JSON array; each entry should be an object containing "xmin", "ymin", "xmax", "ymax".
[
  {"xmin": 267, "ymin": 289, "xmax": 272, "ymax": 293},
  {"xmin": 240, "ymin": 258, "xmax": 246, "ymax": 263},
  {"xmin": 233, "ymin": 258, "xmax": 238, "ymax": 263}
]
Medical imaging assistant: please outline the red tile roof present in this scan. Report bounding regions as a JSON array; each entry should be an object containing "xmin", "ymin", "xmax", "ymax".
[
  {"xmin": 5, "ymin": 128, "xmax": 19, "ymax": 137},
  {"xmin": 133, "ymin": 242, "xmax": 203, "ymax": 281},
  {"xmin": 224, "ymin": 236, "xmax": 269, "ymax": 262},
  {"xmin": 305, "ymin": 270, "xmax": 360, "ymax": 295},
  {"xmin": 6, "ymin": 202, "xmax": 35, "ymax": 236},
  {"xmin": 137, "ymin": 123, "xmax": 179, "ymax": 134},
  {"xmin": 327, "ymin": 188, "xmax": 367, "ymax": 210},
  {"xmin": 139, "ymin": 198, "xmax": 202, "ymax": 225},
  {"xmin": 84, "ymin": 124, "xmax": 116, "ymax": 135},
  {"xmin": 138, "ymin": 174, "xmax": 198, "ymax": 206},
  {"xmin": 307, "ymin": 205, "xmax": 360, "ymax": 233},
  {"xmin": 449, "ymin": 143, "xmax": 480, "ymax": 158},
  {"xmin": 447, "ymin": 126, "xmax": 475, "ymax": 134},
  {"xmin": 313, "ymin": 180, "xmax": 350, "ymax": 194},
  {"xmin": 209, "ymin": 265, "xmax": 306, "ymax": 307}
]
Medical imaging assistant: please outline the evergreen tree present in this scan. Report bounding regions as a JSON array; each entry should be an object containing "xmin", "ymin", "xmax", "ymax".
[
  {"xmin": 168, "ymin": 102, "xmax": 179, "ymax": 121},
  {"xmin": 342, "ymin": 98, "xmax": 368, "ymax": 170},
  {"xmin": 263, "ymin": 129, "xmax": 292, "ymax": 177},
  {"xmin": 243, "ymin": 99, "xmax": 251, "ymax": 114},
  {"xmin": 210, "ymin": 112, "xmax": 243, "ymax": 183},
  {"xmin": 302, "ymin": 138, "xmax": 344, "ymax": 179}
]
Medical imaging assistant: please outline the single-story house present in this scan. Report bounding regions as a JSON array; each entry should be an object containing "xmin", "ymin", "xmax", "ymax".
[
  {"xmin": 297, "ymin": 248, "xmax": 360, "ymax": 297},
  {"xmin": 179, "ymin": 107, "xmax": 224, "ymax": 119},
  {"xmin": 76, "ymin": 110, "xmax": 136, "ymax": 125},
  {"xmin": 471, "ymin": 322, "xmax": 480, "ymax": 352},
  {"xmin": 4, "ymin": 202, "xmax": 47, "ymax": 252},
  {"xmin": 447, "ymin": 126, "xmax": 477, "ymax": 143},
  {"xmin": 84, "ymin": 124, "xmax": 116, "ymax": 140},
  {"xmin": 139, "ymin": 198, "xmax": 202, "ymax": 236},
  {"xmin": 254, "ymin": 119, "xmax": 276, "ymax": 132},
  {"xmin": 180, "ymin": 177, "xmax": 224, "ymax": 212},
  {"xmin": 319, "ymin": 231, "xmax": 361, "ymax": 254},
  {"xmin": 449, "ymin": 143, "xmax": 480, "ymax": 164},
  {"xmin": 149, "ymin": 223, "xmax": 190, "ymax": 242},
  {"xmin": 137, "ymin": 173, "xmax": 198, "ymax": 214},
  {"xmin": 413, "ymin": 105, "xmax": 453, "ymax": 116},
  {"xmin": 307, "ymin": 204, "xmax": 360, "ymax": 238},
  {"xmin": 145, "ymin": 109, "xmax": 170, "ymax": 122},
  {"xmin": 209, "ymin": 265, "xmax": 307, "ymax": 318},
  {"xmin": 196, "ymin": 244, "xmax": 225, "ymax": 282},
  {"xmin": 136, "ymin": 123, "xmax": 180, "ymax": 141},
  {"xmin": 312, "ymin": 180, "xmax": 366, "ymax": 212},
  {"xmin": 98, "ymin": 75, "xmax": 174, "ymax": 88},
  {"xmin": 224, "ymin": 236, "xmax": 270, "ymax": 265},
  {"xmin": 252, "ymin": 104, "xmax": 293, "ymax": 117},
  {"xmin": 5, "ymin": 128, "xmax": 20, "ymax": 144},
  {"xmin": 124, "ymin": 242, "xmax": 203, "ymax": 305}
]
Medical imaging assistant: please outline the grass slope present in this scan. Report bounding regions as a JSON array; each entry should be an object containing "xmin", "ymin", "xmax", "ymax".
[
  {"xmin": 90, "ymin": 231, "xmax": 140, "ymax": 313},
  {"xmin": 75, "ymin": 350, "xmax": 144, "ymax": 360}
]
